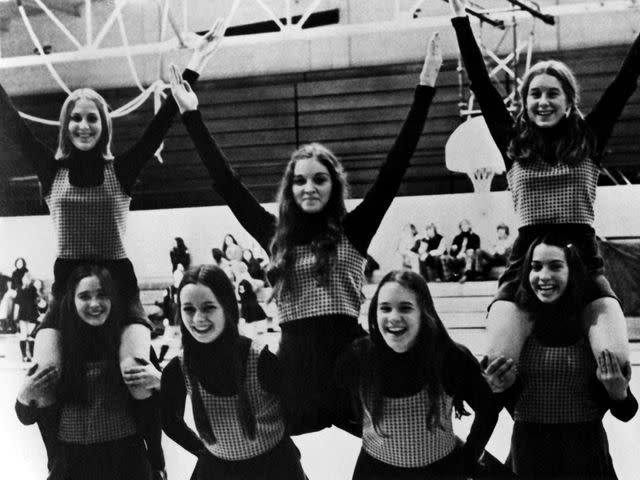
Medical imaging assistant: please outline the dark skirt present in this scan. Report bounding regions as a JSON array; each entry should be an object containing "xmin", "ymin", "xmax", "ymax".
[
  {"xmin": 190, "ymin": 437, "xmax": 306, "ymax": 480},
  {"xmin": 59, "ymin": 434, "xmax": 152, "ymax": 480},
  {"xmin": 39, "ymin": 257, "xmax": 149, "ymax": 331},
  {"xmin": 510, "ymin": 420, "xmax": 617, "ymax": 480},
  {"xmin": 493, "ymin": 224, "xmax": 619, "ymax": 307},
  {"xmin": 278, "ymin": 315, "xmax": 365, "ymax": 435},
  {"xmin": 352, "ymin": 445, "xmax": 465, "ymax": 480}
]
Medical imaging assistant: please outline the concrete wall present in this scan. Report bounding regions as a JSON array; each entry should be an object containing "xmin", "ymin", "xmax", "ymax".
[
  {"xmin": 2, "ymin": 185, "xmax": 639, "ymax": 284},
  {"xmin": 0, "ymin": 0, "xmax": 639, "ymax": 94}
]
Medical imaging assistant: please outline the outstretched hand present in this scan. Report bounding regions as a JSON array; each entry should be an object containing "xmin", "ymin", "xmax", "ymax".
[
  {"xmin": 596, "ymin": 349, "xmax": 631, "ymax": 401},
  {"xmin": 449, "ymin": 0, "xmax": 468, "ymax": 17},
  {"xmin": 419, "ymin": 32, "xmax": 443, "ymax": 87},
  {"xmin": 16, "ymin": 363, "xmax": 59, "ymax": 406},
  {"xmin": 170, "ymin": 64, "xmax": 199, "ymax": 114},
  {"xmin": 481, "ymin": 355, "xmax": 517, "ymax": 393},
  {"xmin": 187, "ymin": 17, "xmax": 226, "ymax": 74}
]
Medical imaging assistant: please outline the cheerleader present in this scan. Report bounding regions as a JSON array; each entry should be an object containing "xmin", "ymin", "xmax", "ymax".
[
  {"xmin": 160, "ymin": 265, "xmax": 307, "ymax": 480},
  {"xmin": 15, "ymin": 265, "xmax": 154, "ymax": 480},
  {"xmin": 0, "ymin": 20, "xmax": 225, "ymax": 404},
  {"xmin": 485, "ymin": 233, "xmax": 638, "ymax": 479},
  {"xmin": 335, "ymin": 270, "xmax": 499, "ymax": 479},
  {"xmin": 449, "ymin": 0, "xmax": 640, "ymax": 370},
  {"xmin": 168, "ymin": 32, "xmax": 443, "ymax": 435}
]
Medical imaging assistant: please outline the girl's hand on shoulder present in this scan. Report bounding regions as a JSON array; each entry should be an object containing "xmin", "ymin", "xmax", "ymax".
[
  {"xmin": 17, "ymin": 363, "xmax": 59, "ymax": 405},
  {"xmin": 187, "ymin": 18, "xmax": 226, "ymax": 73},
  {"xmin": 596, "ymin": 349, "xmax": 631, "ymax": 401},
  {"xmin": 123, "ymin": 357, "xmax": 161, "ymax": 391},
  {"xmin": 481, "ymin": 355, "xmax": 517, "ymax": 393},
  {"xmin": 449, "ymin": 0, "xmax": 468, "ymax": 18},
  {"xmin": 170, "ymin": 64, "xmax": 199, "ymax": 114},
  {"xmin": 419, "ymin": 32, "xmax": 442, "ymax": 87}
]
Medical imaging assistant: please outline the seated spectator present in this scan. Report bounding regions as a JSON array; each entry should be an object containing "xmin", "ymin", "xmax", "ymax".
[
  {"xmin": 221, "ymin": 233, "xmax": 241, "ymax": 261},
  {"xmin": 169, "ymin": 237, "xmax": 191, "ymax": 272},
  {"xmin": 241, "ymin": 249, "xmax": 267, "ymax": 283},
  {"xmin": 441, "ymin": 219, "xmax": 481, "ymax": 282},
  {"xmin": 413, "ymin": 223, "xmax": 446, "ymax": 282},
  {"xmin": 477, "ymin": 223, "xmax": 513, "ymax": 280},
  {"xmin": 395, "ymin": 223, "xmax": 419, "ymax": 271}
]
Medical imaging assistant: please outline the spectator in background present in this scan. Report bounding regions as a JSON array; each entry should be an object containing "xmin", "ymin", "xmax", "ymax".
[
  {"xmin": 441, "ymin": 219, "xmax": 481, "ymax": 282},
  {"xmin": 170, "ymin": 237, "xmax": 191, "ymax": 272},
  {"xmin": 396, "ymin": 223, "xmax": 419, "ymax": 271},
  {"xmin": 414, "ymin": 223, "xmax": 446, "ymax": 282},
  {"xmin": 236, "ymin": 262, "xmax": 268, "ymax": 325},
  {"xmin": 221, "ymin": 233, "xmax": 241, "ymax": 261},
  {"xmin": 11, "ymin": 257, "xmax": 28, "ymax": 322},
  {"xmin": 33, "ymin": 279, "xmax": 49, "ymax": 323},
  {"xmin": 242, "ymin": 249, "xmax": 267, "ymax": 283},
  {"xmin": 15, "ymin": 273, "xmax": 38, "ymax": 362},
  {"xmin": 477, "ymin": 223, "xmax": 513, "ymax": 280},
  {"xmin": 171, "ymin": 264, "xmax": 185, "ymax": 303}
]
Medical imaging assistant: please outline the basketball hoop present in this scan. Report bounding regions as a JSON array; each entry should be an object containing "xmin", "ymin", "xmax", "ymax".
[
  {"xmin": 470, "ymin": 167, "xmax": 495, "ymax": 193},
  {"xmin": 445, "ymin": 116, "xmax": 505, "ymax": 193}
]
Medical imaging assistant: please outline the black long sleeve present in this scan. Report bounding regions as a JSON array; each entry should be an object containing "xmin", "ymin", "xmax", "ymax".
[
  {"xmin": 586, "ymin": 32, "xmax": 640, "ymax": 160},
  {"xmin": 0, "ymin": 80, "xmax": 57, "ymax": 191},
  {"xmin": 114, "ymin": 69, "xmax": 200, "ymax": 194},
  {"xmin": 443, "ymin": 344, "xmax": 500, "ymax": 474},
  {"xmin": 451, "ymin": 16, "xmax": 515, "ymax": 167},
  {"xmin": 343, "ymin": 85, "xmax": 435, "ymax": 256},
  {"xmin": 15, "ymin": 400, "xmax": 62, "ymax": 473},
  {"xmin": 160, "ymin": 357, "xmax": 207, "ymax": 456},
  {"xmin": 181, "ymin": 110, "xmax": 277, "ymax": 252}
]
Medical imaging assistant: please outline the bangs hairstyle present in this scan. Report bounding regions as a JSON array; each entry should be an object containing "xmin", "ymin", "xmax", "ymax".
[
  {"xmin": 515, "ymin": 232, "xmax": 588, "ymax": 314},
  {"xmin": 507, "ymin": 60, "xmax": 596, "ymax": 166},
  {"xmin": 55, "ymin": 88, "xmax": 114, "ymax": 160},
  {"xmin": 358, "ymin": 270, "xmax": 468, "ymax": 436},
  {"xmin": 57, "ymin": 264, "xmax": 122, "ymax": 404},
  {"xmin": 269, "ymin": 143, "xmax": 349, "ymax": 297},
  {"xmin": 176, "ymin": 265, "xmax": 257, "ymax": 443}
]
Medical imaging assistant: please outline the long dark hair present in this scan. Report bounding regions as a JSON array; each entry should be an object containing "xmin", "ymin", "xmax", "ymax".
[
  {"xmin": 58, "ymin": 265, "xmax": 122, "ymax": 404},
  {"xmin": 177, "ymin": 265, "xmax": 256, "ymax": 443},
  {"xmin": 507, "ymin": 60, "xmax": 597, "ymax": 166},
  {"xmin": 269, "ymin": 143, "xmax": 348, "ymax": 298},
  {"xmin": 515, "ymin": 232, "xmax": 588, "ymax": 324},
  {"xmin": 358, "ymin": 270, "xmax": 467, "ymax": 436}
]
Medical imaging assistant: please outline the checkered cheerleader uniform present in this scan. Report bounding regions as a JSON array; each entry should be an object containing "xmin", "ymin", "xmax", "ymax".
[{"xmin": 180, "ymin": 341, "xmax": 285, "ymax": 461}]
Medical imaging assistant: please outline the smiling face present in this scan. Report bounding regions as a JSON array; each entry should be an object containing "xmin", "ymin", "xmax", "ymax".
[
  {"xmin": 526, "ymin": 73, "xmax": 570, "ymax": 128},
  {"xmin": 180, "ymin": 283, "xmax": 226, "ymax": 344},
  {"xmin": 74, "ymin": 275, "xmax": 111, "ymax": 327},
  {"xmin": 68, "ymin": 98, "xmax": 103, "ymax": 151},
  {"xmin": 529, "ymin": 243, "xmax": 569, "ymax": 304},
  {"xmin": 376, "ymin": 282, "xmax": 421, "ymax": 353},
  {"xmin": 292, "ymin": 157, "xmax": 333, "ymax": 214}
]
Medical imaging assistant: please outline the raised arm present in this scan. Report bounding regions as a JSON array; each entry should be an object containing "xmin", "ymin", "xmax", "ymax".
[
  {"xmin": 449, "ymin": 0, "xmax": 514, "ymax": 160},
  {"xmin": 586, "ymin": 31, "xmax": 640, "ymax": 160},
  {"xmin": 171, "ymin": 65, "xmax": 277, "ymax": 251},
  {"xmin": 344, "ymin": 33, "xmax": 440, "ymax": 255},
  {"xmin": 160, "ymin": 358, "xmax": 207, "ymax": 456},
  {"xmin": 115, "ymin": 19, "xmax": 226, "ymax": 193},
  {"xmin": 0, "ymin": 80, "xmax": 56, "ymax": 189}
]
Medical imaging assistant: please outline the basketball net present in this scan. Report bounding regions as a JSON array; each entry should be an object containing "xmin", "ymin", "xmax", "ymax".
[{"xmin": 469, "ymin": 167, "xmax": 495, "ymax": 193}]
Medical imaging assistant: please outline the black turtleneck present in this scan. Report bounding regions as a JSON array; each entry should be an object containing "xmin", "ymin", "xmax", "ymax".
[
  {"xmin": 61, "ymin": 147, "xmax": 106, "ymax": 188},
  {"xmin": 452, "ymin": 15, "xmax": 640, "ymax": 170},
  {"xmin": 160, "ymin": 335, "xmax": 283, "ymax": 456},
  {"xmin": 181, "ymin": 84, "xmax": 435, "ymax": 260},
  {"xmin": 0, "ymin": 69, "xmax": 199, "ymax": 198}
]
